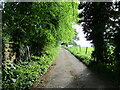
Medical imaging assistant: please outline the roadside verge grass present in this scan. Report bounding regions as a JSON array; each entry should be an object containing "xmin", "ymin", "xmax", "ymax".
[{"xmin": 65, "ymin": 46, "xmax": 94, "ymax": 65}]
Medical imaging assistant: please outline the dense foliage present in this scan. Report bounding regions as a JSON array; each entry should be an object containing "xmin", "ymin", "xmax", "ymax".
[
  {"xmin": 2, "ymin": 2, "xmax": 78, "ymax": 89},
  {"xmin": 78, "ymin": 2, "xmax": 120, "ymax": 85},
  {"xmin": 2, "ymin": 2, "xmax": 78, "ymax": 62},
  {"xmin": 3, "ymin": 47, "xmax": 60, "ymax": 89}
]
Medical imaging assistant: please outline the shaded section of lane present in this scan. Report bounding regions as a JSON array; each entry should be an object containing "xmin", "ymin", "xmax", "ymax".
[{"xmin": 32, "ymin": 48, "xmax": 115, "ymax": 88}]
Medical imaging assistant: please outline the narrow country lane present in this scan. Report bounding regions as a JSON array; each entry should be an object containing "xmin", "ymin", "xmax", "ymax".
[{"xmin": 32, "ymin": 48, "xmax": 115, "ymax": 88}]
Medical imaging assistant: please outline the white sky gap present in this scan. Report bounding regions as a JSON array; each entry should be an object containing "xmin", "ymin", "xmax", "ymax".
[{"xmin": 72, "ymin": 24, "xmax": 92, "ymax": 47}]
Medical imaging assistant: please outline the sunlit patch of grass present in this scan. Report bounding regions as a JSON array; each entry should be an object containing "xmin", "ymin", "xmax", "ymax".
[{"xmin": 65, "ymin": 46, "xmax": 94, "ymax": 65}]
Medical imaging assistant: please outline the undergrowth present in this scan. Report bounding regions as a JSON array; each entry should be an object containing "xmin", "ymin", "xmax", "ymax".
[{"xmin": 2, "ymin": 47, "xmax": 60, "ymax": 90}]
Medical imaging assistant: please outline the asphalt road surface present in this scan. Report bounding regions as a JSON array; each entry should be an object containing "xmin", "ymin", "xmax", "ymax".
[{"xmin": 32, "ymin": 48, "xmax": 115, "ymax": 88}]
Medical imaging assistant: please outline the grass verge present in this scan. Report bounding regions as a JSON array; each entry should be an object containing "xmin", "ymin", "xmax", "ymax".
[{"xmin": 65, "ymin": 46, "xmax": 94, "ymax": 65}]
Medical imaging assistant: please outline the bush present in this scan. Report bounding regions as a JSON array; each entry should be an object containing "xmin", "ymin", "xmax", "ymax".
[{"xmin": 2, "ymin": 47, "xmax": 60, "ymax": 89}]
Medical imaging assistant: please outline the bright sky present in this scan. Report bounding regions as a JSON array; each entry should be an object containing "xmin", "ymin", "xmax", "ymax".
[{"xmin": 72, "ymin": 24, "xmax": 93, "ymax": 47}]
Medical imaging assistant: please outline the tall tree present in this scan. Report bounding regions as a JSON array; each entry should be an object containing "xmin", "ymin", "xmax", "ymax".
[
  {"xmin": 78, "ymin": 2, "xmax": 113, "ymax": 63},
  {"xmin": 2, "ymin": 2, "xmax": 78, "ymax": 63},
  {"xmin": 78, "ymin": 1, "xmax": 120, "ymax": 85}
]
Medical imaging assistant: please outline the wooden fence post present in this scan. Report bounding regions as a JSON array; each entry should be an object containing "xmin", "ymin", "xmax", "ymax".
[
  {"xmin": 79, "ymin": 45, "xmax": 81, "ymax": 52},
  {"xmin": 85, "ymin": 47, "xmax": 88, "ymax": 54}
]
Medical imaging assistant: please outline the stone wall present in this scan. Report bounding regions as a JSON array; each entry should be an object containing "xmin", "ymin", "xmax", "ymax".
[{"xmin": 4, "ymin": 42, "xmax": 16, "ymax": 62}]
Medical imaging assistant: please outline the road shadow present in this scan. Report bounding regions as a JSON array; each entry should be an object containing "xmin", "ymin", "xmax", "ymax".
[{"xmin": 64, "ymin": 66, "xmax": 117, "ymax": 88}]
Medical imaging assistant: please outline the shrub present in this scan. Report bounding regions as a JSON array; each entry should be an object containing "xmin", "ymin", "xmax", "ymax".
[{"xmin": 2, "ymin": 47, "xmax": 60, "ymax": 89}]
